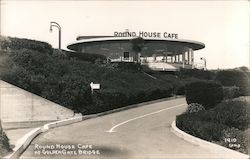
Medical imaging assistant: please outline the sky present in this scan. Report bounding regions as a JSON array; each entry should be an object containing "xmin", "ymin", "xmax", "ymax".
[{"xmin": 0, "ymin": 0, "xmax": 249, "ymax": 69}]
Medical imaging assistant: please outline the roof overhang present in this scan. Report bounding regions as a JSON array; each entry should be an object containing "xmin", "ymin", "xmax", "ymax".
[{"xmin": 67, "ymin": 36, "xmax": 205, "ymax": 51}]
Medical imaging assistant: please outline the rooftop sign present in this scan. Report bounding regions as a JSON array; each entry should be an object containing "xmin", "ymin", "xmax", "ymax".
[{"xmin": 114, "ymin": 30, "xmax": 178, "ymax": 39}]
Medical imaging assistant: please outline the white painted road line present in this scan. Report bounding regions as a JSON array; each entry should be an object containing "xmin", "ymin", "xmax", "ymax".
[{"xmin": 106, "ymin": 103, "xmax": 186, "ymax": 133}]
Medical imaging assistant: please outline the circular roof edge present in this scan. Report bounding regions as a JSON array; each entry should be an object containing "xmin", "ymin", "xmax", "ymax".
[{"xmin": 67, "ymin": 37, "xmax": 205, "ymax": 51}]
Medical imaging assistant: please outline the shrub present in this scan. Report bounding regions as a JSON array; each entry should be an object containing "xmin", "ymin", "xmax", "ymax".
[
  {"xmin": 176, "ymin": 114, "xmax": 227, "ymax": 141},
  {"xmin": 219, "ymin": 127, "xmax": 248, "ymax": 154},
  {"xmin": 133, "ymin": 91, "xmax": 147, "ymax": 103},
  {"xmin": 84, "ymin": 90, "xmax": 129, "ymax": 114},
  {"xmin": 176, "ymin": 99, "xmax": 249, "ymax": 154},
  {"xmin": 175, "ymin": 83, "xmax": 185, "ymax": 95},
  {"xmin": 185, "ymin": 81, "xmax": 223, "ymax": 109},
  {"xmin": 223, "ymin": 86, "xmax": 240, "ymax": 99},
  {"xmin": 0, "ymin": 121, "xmax": 12, "ymax": 157},
  {"xmin": 215, "ymin": 70, "xmax": 250, "ymax": 95},
  {"xmin": 239, "ymin": 66, "xmax": 249, "ymax": 72},
  {"xmin": 115, "ymin": 62, "xmax": 142, "ymax": 71},
  {"xmin": 185, "ymin": 103, "xmax": 205, "ymax": 113},
  {"xmin": 178, "ymin": 68, "xmax": 215, "ymax": 80},
  {"xmin": 66, "ymin": 52, "xmax": 106, "ymax": 63},
  {"xmin": 0, "ymin": 36, "xmax": 53, "ymax": 54},
  {"xmin": 145, "ymin": 88, "xmax": 172, "ymax": 101},
  {"xmin": 212, "ymin": 100, "xmax": 248, "ymax": 130}
]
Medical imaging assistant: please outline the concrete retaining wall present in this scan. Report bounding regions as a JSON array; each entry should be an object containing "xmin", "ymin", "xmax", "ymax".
[{"xmin": 0, "ymin": 80, "xmax": 74, "ymax": 129}]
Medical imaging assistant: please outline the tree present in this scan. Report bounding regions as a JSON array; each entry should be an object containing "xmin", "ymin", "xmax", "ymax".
[
  {"xmin": 239, "ymin": 66, "xmax": 249, "ymax": 72},
  {"xmin": 215, "ymin": 69, "xmax": 250, "ymax": 95},
  {"xmin": 131, "ymin": 37, "xmax": 145, "ymax": 63}
]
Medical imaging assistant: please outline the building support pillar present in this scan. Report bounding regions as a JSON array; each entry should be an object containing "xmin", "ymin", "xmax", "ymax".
[
  {"xmin": 191, "ymin": 49, "xmax": 194, "ymax": 67},
  {"xmin": 182, "ymin": 52, "xmax": 185, "ymax": 68}
]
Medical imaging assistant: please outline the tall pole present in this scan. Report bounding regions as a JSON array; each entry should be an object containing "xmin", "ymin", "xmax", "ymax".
[{"xmin": 50, "ymin": 21, "xmax": 61, "ymax": 50}]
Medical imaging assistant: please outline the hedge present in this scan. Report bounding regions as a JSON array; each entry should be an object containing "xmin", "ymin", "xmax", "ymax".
[
  {"xmin": 176, "ymin": 99, "xmax": 249, "ymax": 153},
  {"xmin": 176, "ymin": 114, "xmax": 227, "ymax": 141},
  {"xmin": 66, "ymin": 51, "xmax": 107, "ymax": 64},
  {"xmin": 82, "ymin": 87, "xmax": 173, "ymax": 115},
  {"xmin": 0, "ymin": 36, "xmax": 53, "ymax": 55},
  {"xmin": 185, "ymin": 80, "xmax": 223, "ymax": 109},
  {"xmin": 215, "ymin": 70, "xmax": 250, "ymax": 95},
  {"xmin": 178, "ymin": 68, "xmax": 215, "ymax": 80},
  {"xmin": 219, "ymin": 127, "xmax": 248, "ymax": 153},
  {"xmin": 212, "ymin": 100, "xmax": 249, "ymax": 130},
  {"xmin": 222, "ymin": 86, "xmax": 240, "ymax": 100}
]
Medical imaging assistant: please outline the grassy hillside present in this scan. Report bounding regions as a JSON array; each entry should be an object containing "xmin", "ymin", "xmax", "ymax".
[
  {"xmin": 0, "ymin": 36, "xmax": 183, "ymax": 114},
  {"xmin": 0, "ymin": 36, "xmax": 249, "ymax": 115}
]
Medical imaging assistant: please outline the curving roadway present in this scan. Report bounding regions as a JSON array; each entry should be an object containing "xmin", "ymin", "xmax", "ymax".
[{"xmin": 20, "ymin": 97, "xmax": 233, "ymax": 159}]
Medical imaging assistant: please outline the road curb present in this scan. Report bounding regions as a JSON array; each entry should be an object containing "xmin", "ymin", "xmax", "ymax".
[
  {"xmin": 3, "ymin": 116, "xmax": 84, "ymax": 159},
  {"xmin": 171, "ymin": 120, "xmax": 250, "ymax": 159},
  {"xmin": 3, "ymin": 128, "xmax": 42, "ymax": 159},
  {"xmin": 3, "ymin": 96, "xmax": 182, "ymax": 159}
]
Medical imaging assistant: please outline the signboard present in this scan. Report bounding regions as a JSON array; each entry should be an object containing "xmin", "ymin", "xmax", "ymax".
[
  {"xmin": 90, "ymin": 82, "xmax": 100, "ymax": 90},
  {"xmin": 114, "ymin": 30, "xmax": 178, "ymax": 39},
  {"xmin": 90, "ymin": 82, "xmax": 100, "ymax": 94}
]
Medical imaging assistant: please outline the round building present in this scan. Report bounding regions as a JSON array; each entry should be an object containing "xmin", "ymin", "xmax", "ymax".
[{"xmin": 67, "ymin": 36, "xmax": 205, "ymax": 71}]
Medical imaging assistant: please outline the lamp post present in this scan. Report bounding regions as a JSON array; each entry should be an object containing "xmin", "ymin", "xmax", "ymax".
[
  {"xmin": 200, "ymin": 57, "xmax": 207, "ymax": 70},
  {"xmin": 50, "ymin": 21, "xmax": 61, "ymax": 50}
]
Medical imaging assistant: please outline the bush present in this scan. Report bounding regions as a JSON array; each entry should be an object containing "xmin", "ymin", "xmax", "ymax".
[
  {"xmin": 185, "ymin": 81, "xmax": 223, "ymax": 109},
  {"xmin": 215, "ymin": 70, "xmax": 250, "ymax": 95},
  {"xmin": 219, "ymin": 127, "xmax": 248, "ymax": 154},
  {"xmin": 212, "ymin": 100, "xmax": 249, "ymax": 130},
  {"xmin": 239, "ymin": 66, "xmax": 249, "ymax": 72},
  {"xmin": 0, "ymin": 36, "xmax": 53, "ymax": 54},
  {"xmin": 145, "ymin": 88, "xmax": 172, "ymax": 101},
  {"xmin": 84, "ymin": 90, "xmax": 129, "ymax": 114},
  {"xmin": 176, "ymin": 114, "xmax": 227, "ymax": 141},
  {"xmin": 178, "ymin": 68, "xmax": 215, "ymax": 80},
  {"xmin": 175, "ymin": 83, "xmax": 185, "ymax": 95},
  {"xmin": 0, "ymin": 121, "xmax": 12, "ymax": 157},
  {"xmin": 66, "ymin": 51, "xmax": 107, "ymax": 63},
  {"xmin": 115, "ymin": 62, "xmax": 142, "ymax": 71},
  {"xmin": 223, "ymin": 86, "xmax": 240, "ymax": 99},
  {"xmin": 176, "ymin": 98, "xmax": 249, "ymax": 154},
  {"xmin": 185, "ymin": 103, "xmax": 205, "ymax": 113}
]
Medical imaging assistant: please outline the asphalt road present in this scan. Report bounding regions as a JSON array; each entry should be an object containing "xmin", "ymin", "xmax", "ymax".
[{"xmin": 20, "ymin": 97, "xmax": 228, "ymax": 159}]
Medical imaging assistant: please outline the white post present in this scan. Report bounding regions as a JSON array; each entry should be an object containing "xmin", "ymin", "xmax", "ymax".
[
  {"xmin": 182, "ymin": 52, "xmax": 185, "ymax": 68},
  {"xmin": 191, "ymin": 49, "xmax": 194, "ymax": 68}
]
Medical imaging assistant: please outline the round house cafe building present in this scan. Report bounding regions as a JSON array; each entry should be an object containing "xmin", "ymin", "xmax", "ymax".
[{"xmin": 67, "ymin": 31, "xmax": 205, "ymax": 71}]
